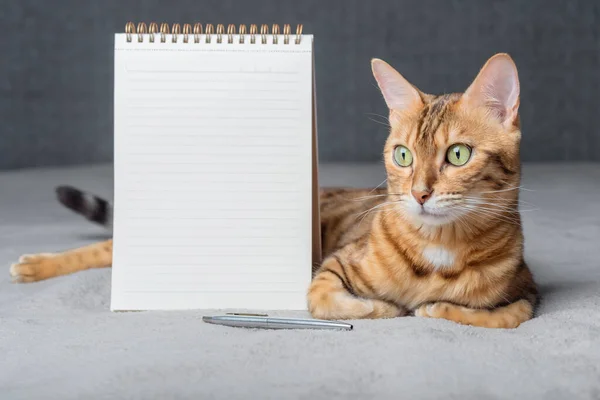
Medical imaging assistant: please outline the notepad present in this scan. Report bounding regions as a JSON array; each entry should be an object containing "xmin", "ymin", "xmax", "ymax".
[{"xmin": 111, "ymin": 23, "xmax": 320, "ymax": 311}]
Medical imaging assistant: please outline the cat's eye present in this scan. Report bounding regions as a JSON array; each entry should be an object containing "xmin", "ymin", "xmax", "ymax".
[
  {"xmin": 393, "ymin": 146, "xmax": 413, "ymax": 167},
  {"xmin": 446, "ymin": 144, "xmax": 471, "ymax": 166}
]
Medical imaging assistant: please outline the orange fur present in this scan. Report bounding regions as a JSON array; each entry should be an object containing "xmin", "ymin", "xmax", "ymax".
[
  {"xmin": 309, "ymin": 54, "xmax": 537, "ymax": 328},
  {"xmin": 10, "ymin": 240, "xmax": 113, "ymax": 283}
]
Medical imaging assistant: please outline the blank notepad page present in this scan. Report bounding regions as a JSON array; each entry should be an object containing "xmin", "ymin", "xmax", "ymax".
[{"xmin": 111, "ymin": 32, "xmax": 314, "ymax": 310}]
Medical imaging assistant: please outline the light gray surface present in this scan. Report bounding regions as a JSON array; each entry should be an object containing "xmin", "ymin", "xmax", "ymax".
[
  {"xmin": 1, "ymin": 163, "xmax": 600, "ymax": 399},
  {"xmin": 2, "ymin": 0, "xmax": 600, "ymax": 169}
]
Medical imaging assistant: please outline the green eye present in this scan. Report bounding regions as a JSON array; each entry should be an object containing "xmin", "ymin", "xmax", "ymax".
[
  {"xmin": 446, "ymin": 144, "xmax": 471, "ymax": 166},
  {"xmin": 394, "ymin": 146, "xmax": 413, "ymax": 167}
]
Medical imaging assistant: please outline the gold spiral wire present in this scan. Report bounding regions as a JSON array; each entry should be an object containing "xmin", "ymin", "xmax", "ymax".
[
  {"xmin": 160, "ymin": 23, "xmax": 170, "ymax": 43},
  {"xmin": 283, "ymin": 24, "xmax": 291, "ymax": 44},
  {"xmin": 193, "ymin": 23, "xmax": 203, "ymax": 43},
  {"xmin": 239, "ymin": 24, "xmax": 247, "ymax": 44},
  {"xmin": 272, "ymin": 24, "xmax": 280, "ymax": 44},
  {"xmin": 295, "ymin": 24, "xmax": 303, "ymax": 44},
  {"xmin": 205, "ymin": 24, "xmax": 214, "ymax": 43},
  {"xmin": 148, "ymin": 22, "xmax": 158, "ymax": 43},
  {"xmin": 183, "ymin": 23, "xmax": 192, "ymax": 43},
  {"xmin": 125, "ymin": 22, "xmax": 303, "ymax": 44},
  {"xmin": 216, "ymin": 24, "xmax": 225, "ymax": 44},
  {"xmin": 249, "ymin": 24, "xmax": 258, "ymax": 44},
  {"xmin": 171, "ymin": 23, "xmax": 181, "ymax": 43},
  {"xmin": 260, "ymin": 24, "xmax": 269, "ymax": 44},
  {"xmin": 125, "ymin": 22, "xmax": 135, "ymax": 42},
  {"xmin": 227, "ymin": 24, "xmax": 236, "ymax": 44},
  {"xmin": 136, "ymin": 22, "xmax": 147, "ymax": 42}
]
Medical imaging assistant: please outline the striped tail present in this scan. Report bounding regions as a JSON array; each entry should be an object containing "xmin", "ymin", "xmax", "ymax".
[{"xmin": 55, "ymin": 186, "xmax": 112, "ymax": 229}]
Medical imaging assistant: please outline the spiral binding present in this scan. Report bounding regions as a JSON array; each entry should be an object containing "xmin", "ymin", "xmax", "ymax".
[{"xmin": 125, "ymin": 22, "xmax": 303, "ymax": 44}]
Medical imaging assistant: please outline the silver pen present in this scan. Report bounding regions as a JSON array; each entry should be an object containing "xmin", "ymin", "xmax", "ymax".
[{"xmin": 202, "ymin": 314, "xmax": 353, "ymax": 331}]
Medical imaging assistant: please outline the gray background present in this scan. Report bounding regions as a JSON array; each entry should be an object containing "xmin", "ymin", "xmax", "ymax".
[{"xmin": 1, "ymin": 0, "xmax": 598, "ymax": 170}]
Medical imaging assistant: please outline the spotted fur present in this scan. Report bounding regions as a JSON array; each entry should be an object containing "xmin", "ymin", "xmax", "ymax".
[{"xmin": 309, "ymin": 54, "xmax": 538, "ymax": 328}]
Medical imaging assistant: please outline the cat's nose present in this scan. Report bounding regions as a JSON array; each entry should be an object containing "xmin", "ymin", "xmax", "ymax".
[{"xmin": 411, "ymin": 189, "xmax": 433, "ymax": 205}]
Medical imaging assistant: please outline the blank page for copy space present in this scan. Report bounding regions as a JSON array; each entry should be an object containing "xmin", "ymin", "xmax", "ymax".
[{"xmin": 111, "ymin": 34, "xmax": 314, "ymax": 311}]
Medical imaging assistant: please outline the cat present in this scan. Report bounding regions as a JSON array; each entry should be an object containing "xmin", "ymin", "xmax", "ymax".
[
  {"xmin": 310, "ymin": 53, "xmax": 537, "ymax": 328},
  {"xmin": 9, "ymin": 53, "xmax": 537, "ymax": 328}
]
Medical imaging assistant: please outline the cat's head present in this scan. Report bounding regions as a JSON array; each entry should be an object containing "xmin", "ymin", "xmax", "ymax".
[{"xmin": 372, "ymin": 54, "xmax": 521, "ymax": 227}]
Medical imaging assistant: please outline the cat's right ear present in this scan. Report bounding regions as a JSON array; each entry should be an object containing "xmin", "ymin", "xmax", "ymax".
[{"xmin": 372, "ymin": 59, "xmax": 423, "ymax": 112}]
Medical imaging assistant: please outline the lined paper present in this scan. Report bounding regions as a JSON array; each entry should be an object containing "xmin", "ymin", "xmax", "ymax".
[{"xmin": 111, "ymin": 34, "xmax": 314, "ymax": 310}]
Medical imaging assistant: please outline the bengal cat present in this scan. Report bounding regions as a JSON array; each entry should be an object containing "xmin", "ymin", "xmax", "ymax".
[
  {"xmin": 9, "ymin": 53, "xmax": 537, "ymax": 328},
  {"xmin": 311, "ymin": 53, "xmax": 537, "ymax": 328}
]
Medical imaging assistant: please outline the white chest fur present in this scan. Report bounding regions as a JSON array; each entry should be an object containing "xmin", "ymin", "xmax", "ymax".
[{"xmin": 422, "ymin": 246, "xmax": 455, "ymax": 269}]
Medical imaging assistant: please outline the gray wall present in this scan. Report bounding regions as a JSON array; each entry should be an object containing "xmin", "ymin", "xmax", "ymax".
[{"xmin": 1, "ymin": 0, "xmax": 598, "ymax": 170}]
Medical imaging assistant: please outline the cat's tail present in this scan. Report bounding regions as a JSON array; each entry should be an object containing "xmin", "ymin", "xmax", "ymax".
[{"xmin": 55, "ymin": 186, "xmax": 112, "ymax": 229}]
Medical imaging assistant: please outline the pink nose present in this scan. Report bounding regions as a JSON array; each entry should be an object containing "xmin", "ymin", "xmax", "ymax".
[{"xmin": 412, "ymin": 189, "xmax": 433, "ymax": 205}]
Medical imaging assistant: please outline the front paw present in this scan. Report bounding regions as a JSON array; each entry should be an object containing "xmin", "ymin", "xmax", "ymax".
[
  {"xmin": 415, "ymin": 302, "xmax": 456, "ymax": 319},
  {"xmin": 9, "ymin": 253, "xmax": 57, "ymax": 283}
]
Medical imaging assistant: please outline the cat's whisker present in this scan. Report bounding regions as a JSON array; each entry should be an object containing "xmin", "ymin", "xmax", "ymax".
[
  {"xmin": 366, "ymin": 112, "xmax": 392, "ymax": 122},
  {"xmin": 369, "ymin": 178, "xmax": 388, "ymax": 193},
  {"xmin": 462, "ymin": 194, "xmax": 533, "ymax": 202},
  {"xmin": 464, "ymin": 204, "xmax": 522, "ymax": 218},
  {"xmin": 462, "ymin": 195, "xmax": 536, "ymax": 206},
  {"xmin": 351, "ymin": 194, "xmax": 390, "ymax": 201},
  {"xmin": 461, "ymin": 200, "xmax": 520, "ymax": 209},
  {"xmin": 462, "ymin": 199, "xmax": 539, "ymax": 212},
  {"xmin": 463, "ymin": 195, "xmax": 522, "ymax": 201},
  {"xmin": 462, "ymin": 195, "xmax": 535, "ymax": 206},
  {"xmin": 430, "ymin": 198, "xmax": 536, "ymax": 219},
  {"xmin": 450, "ymin": 210, "xmax": 475, "ymax": 237},
  {"xmin": 465, "ymin": 213, "xmax": 520, "ymax": 227},
  {"xmin": 463, "ymin": 201, "xmax": 535, "ymax": 209},
  {"xmin": 435, "ymin": 198, "xmax": 464, "ymax": 206},
  {"xmin": 479, "ymin": 185, "xmax": 533, "ymax": 194},
  {"xmin": 369, "ymin": 82, "xmax": 381, "ymax": 92},
  {"xmin": 475, "ymin": 206, "xmax": 537, "ymax": 213},
  {"xmin": 470, "ymin": 206, "xmax": 522, "ymax": 215},
  {"xmin": 460, "ymin": 217, "xmax": 476, "ymax": 238},
  {"xmin": 458, "ymin": 207, "xmax": 522, "ymax": 225},
  {"xmin": 366, "ymin": 112, "xmax": 394, "ymax": 129},
  {"xmin": 474, "ymin": 204, "xmax": 538, "ymax": 213},
  {"xmin": 356, "ymin": 201, "xmax": 400, "ymax": 227},
  {"xmin": 352, "ymin": 193, "xmax": 405, "ymax": 202},
  {"xmin": 367, "ymin": 117, "xmax": 391, "ymax": 129},
  {"xmin": 354, "ymin": 200, "xmax": 400, "ymax": 222},
  {"xmin": 451, "ymin": 203, "xmax": 519, "ymax": 220}
]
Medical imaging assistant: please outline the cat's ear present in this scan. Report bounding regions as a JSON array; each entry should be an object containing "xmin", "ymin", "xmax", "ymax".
[
  {"xmin": 372, "ymin": 59, "xmax": 423, "ymax": 112},
  {"xmin": 463, "ymin": 53, "xmax": 520, "ymax": 128}
]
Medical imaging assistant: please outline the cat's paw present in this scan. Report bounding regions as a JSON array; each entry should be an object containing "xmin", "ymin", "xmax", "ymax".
[
  {"xmin": 415, "ymin": 302, "xmax": 457, "ymax": 319},
  {"xmin": 9, "ymin": 253, "xmax": 57, "ymax": 283},
  {"xmin": 415, "ymin": 301, "xmax": 530, "ymax": 329},
  {"xmin": 368, "ymin": 300, "xmax": 408, "ymax": 319}
]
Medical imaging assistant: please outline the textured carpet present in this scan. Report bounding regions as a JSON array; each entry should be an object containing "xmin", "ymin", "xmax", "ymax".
[{"xmin": 1, "ymin": 163, "xmax": 599, "ymax": 399}]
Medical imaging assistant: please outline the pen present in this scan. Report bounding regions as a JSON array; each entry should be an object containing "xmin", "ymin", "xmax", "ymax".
[{"xmin": 202, "ymin": 315, "xmax": 353, "ymax": 331}]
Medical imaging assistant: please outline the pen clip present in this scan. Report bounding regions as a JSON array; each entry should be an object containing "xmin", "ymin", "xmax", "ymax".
[{"xmin": 225, "ymin": 312, "xmax": 268, "ymax": 317}]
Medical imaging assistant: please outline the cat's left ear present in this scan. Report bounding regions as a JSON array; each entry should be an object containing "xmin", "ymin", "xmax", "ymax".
[{"xmin": 463, "ymin": 53, "xmax": 520, "ymax": 128}]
